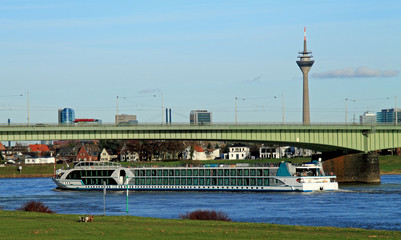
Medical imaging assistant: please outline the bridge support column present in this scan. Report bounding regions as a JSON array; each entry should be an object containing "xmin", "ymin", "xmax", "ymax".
[{"xmin": 322, "ymin": 153, "xmax": 380, "ymax": 183}]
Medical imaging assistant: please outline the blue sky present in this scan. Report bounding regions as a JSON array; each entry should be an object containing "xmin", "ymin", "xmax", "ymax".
[{"xmin": 0, "ymin": 0, "xmax": 400, "ymax": 124}]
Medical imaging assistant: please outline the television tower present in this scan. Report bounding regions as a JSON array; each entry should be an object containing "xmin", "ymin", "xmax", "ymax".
[{"xmin": 296, "ymin": 27, "xmax": 314, "ymax": 124}]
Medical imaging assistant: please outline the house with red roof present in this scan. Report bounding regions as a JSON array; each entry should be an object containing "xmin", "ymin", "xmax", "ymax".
[
  {"xmin": 76, "ymin": 144, "xmax": 101, "ymax": 162},
  {"xmin": 0, "ymin": 142, "xmax": 6, "ymax": 151},
  {"xmin": 191, "ymin": 145, "xmax": 220, "ymax": 160},
  {"xmin": 28, "ymin": 144, "xmax": 51, "ymax": 157},
  {"xmin": 29, "ymin": 144, "xmax": 50, "ymax": 152},
  {"xmin": 0, "ymin": 142, "xmax": 6, "ymax": 160}
]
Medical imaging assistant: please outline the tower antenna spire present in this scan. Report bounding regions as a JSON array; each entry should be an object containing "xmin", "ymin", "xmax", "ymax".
[{"xmin": 304, "ymin": 27, "xmax": 307, "ymax": 52}]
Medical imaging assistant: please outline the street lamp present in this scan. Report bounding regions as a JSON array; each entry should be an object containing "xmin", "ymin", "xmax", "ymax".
[
  {"xmin": 395, "ymin": 96, "xmax": 398, "ymax": 126},
  {"xmin": 153, "ymin": 92, "xmax": 163, "ymax": 125},
  {"xmin": 384, "ymin": 96, "xmax": 398, "ymax": 125},
  {"xmin": 116, "ymin": 96, "xmax": 119, "ymax": 124},
  {"xmin": 116, "ymin": 96, "xmax": 127, "ymax": 124},
  {"xmin": 235, "ymin": 97, "xmax": 245, "ymax": 124},
  {"xmin": 394, "ymin": 96, "xmax": 398, "ymax": 126},
  {"xmin": 274, "ymin": 94, "xmax": 285, "ymax": 125},
  {"xmin": 26, "ymin": 92, "xmax": 30, "ymax": 126},
  {"xmin": 235, "ymin": 97, "xmax": 237, "ymax": 124},
  {"xmin": 345, "ymin": 98, "xmax": 356, "ymax": 124}
]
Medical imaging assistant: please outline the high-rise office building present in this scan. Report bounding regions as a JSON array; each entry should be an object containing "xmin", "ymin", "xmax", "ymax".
[
  {"xmin": 115, "ymin": 114, "xmax": 138, "ymax": 125},
  {"xmin": 58, "ymin": 108, "xmax": 75, "ymax": 124},
  {"xmin": 360, "ymin": 112, "xmax": 376, "ymax": 124},
  {"xmin": 190, "ymin": 110, "xmax": 212, "ymax": 124},
  {"xmin": 376, "ymin": 108, "xmax": 401, "ymax": 123}
]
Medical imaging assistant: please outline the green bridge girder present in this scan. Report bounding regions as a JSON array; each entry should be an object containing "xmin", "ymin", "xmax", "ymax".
[{"xmin": 0, "ymin": 124, "xmax": 400, "ymax": 153}]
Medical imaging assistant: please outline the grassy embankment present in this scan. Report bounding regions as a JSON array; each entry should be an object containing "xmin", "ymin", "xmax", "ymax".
[
  {"xmin": 378, "ymin": 155, "xmax": 401, "ymax": 174},
  {"xmin": 0, "ymin": 163, "xmax": 57, "ymax": 178},
  {"xmin": 1, "ymin": 210, "xmax": 400, "ymax": 240},
  {"xmin": 0, "ymin": 156, "xmax": 400, "ymax": 177}
]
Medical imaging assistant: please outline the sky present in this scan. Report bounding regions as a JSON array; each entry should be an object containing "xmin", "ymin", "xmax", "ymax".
[{"xmin": 0, "ymin": 0, "xmax": 400, "ymax": 124}]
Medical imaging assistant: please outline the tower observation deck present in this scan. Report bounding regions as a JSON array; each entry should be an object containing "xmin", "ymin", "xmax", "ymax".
[{"xmin": 296, "ymin": 27, "xmax": 314, "ymax": 124}]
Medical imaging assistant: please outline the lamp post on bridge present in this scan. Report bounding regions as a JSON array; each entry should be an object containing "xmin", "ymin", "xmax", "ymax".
[
  {"xmin": 395, "ymin": 96, "xmax": 398, "ymax": 126},
  {"xmin": 235, "ymin": 97, "xmax": 237, "ymax": 125},
  {"xmin": 235, "ymin": 97, "xmax": 245, "ymax": 125},
  {"xmin": 27, "ymin": 92, "xmax": 30, "ymax": 126},
  {"xmin": 153, "ymin": 92, "xmax": 163, "ymax": 125},
  {"xmin": 345, "ymin": 98, "xmax": 356, "ymax": 124},
  {"xmin": 116, "ymin": 96, "xmax": 126, "ymax": 125},
  {"xmin": 20, "ymin": 92, "xmax": 30, "ymax": 126},
  {"xmin": 384, "ymin": 96, "xmax": 398, "ymax": 125},
  {"xmin": 274, "ymin": 94, "xmax": 285, "ymax": 125},
  {"xmin": 116, "ymin": 96, "xmax": 119, "ymax": 125}
]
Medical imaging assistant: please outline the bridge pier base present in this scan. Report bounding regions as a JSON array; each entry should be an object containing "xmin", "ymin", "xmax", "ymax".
[{"xmin": 321, "ymin": 153, "xmax": 380, "ymax": 183}]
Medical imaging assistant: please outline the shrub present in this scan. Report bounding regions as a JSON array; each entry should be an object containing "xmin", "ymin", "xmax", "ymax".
[
  {"xmin": 18, "ymin": 201, "xmax": 55, "ymax": 213},
  {"xmin": 179, "ymin": 209, "xmax": 231, "ymax": 221}
]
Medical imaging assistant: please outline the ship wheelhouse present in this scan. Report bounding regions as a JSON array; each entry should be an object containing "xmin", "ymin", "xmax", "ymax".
[{"xmin": 65, "ymin": 169, "xmax": 118, "ymax": 185}]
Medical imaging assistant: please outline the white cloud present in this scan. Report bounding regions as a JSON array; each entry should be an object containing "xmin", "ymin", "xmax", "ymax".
[
  {"xmin": 312, "ymin": 67, "xmax": 399, "ymax": 78},
  {"xmin": 137, "ymin": 88, "xmax": 160, "ymax": 94},
  {"xmin": 242, "ymin": 75, "xmax": 262, "ymax": 84}
]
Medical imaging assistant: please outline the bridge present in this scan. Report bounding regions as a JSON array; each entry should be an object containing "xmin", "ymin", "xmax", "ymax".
[{"xmin": 1, "ymin": 123, "xmax": 401, "ymax": 153}]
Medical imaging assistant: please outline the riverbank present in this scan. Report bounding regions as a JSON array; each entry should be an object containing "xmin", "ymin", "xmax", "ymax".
[
  {"xmin": 0, "ymin": 163, "xmax": 58, "ymax": 178},
  {"xmin": 1, "ymin": 210, "xmax": 400, "ymax": 240},
  {"xmin": 0, "ymin": 173, "xmax": 53, "ymax": 178},
  {"xmin": 1, "ymin": 155, "xmax": 400, "ymax": 178}
]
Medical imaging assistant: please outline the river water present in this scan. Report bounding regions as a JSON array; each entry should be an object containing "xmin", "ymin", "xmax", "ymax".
[{"xmin": 1, "ymin": 175, "xmax": 400, "ymax": 231}]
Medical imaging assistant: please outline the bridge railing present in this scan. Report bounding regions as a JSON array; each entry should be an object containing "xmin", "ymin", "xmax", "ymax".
[{"xmin": 0, "ymin": 122, "xmax": 396, "ymax": 128}]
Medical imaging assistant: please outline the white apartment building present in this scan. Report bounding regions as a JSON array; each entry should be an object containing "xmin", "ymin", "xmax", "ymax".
[{"xmin": 228, "ymin": 144, "xmax": 250, "ymax": 160}]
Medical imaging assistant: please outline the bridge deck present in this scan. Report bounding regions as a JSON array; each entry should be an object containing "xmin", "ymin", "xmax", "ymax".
[{"xmin": 1, "ymin": 123, "xmax": 400, "ymax": 152}]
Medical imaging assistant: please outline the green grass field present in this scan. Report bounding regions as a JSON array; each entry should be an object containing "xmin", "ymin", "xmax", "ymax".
[
  {"xmin": 0, "ymin": 163, "xmax": 57, "ymax": 176},
  {"xmin": 1, "ymin": 210, "xmax": 400, "ymax": 240},
  {"xmin": 378, "ymin": 155, "xmax": 401, "ymax": 174}
]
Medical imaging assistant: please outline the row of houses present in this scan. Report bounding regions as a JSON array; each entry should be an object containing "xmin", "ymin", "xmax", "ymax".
[
  {"xmin": 0, "ymin": 141, "xmax": 314, "ymax": 164},
  {"xmin": 0, "ymin": 142, "xmax": 116, "ymax": 164},
  {"xmin": 1, "ymin": 143, "xmax": 56, "ymax": 164}
]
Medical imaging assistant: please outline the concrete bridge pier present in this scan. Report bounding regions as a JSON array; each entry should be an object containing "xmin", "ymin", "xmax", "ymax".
[{"xmin": 321, "ymin": 153, "xmax": 381, "ymax": 183}]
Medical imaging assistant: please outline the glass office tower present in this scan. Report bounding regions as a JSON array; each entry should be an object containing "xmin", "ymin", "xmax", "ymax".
[
  {"xmin": 190, "ymin": 110, "xmax": 212, "ymax": 124},
  {"xmin": 58, "ymin": 108, "xmax": 75, "ymax": 124}
]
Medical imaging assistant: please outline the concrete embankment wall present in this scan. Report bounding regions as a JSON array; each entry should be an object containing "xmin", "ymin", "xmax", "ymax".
[{"xmin": 323, "ymin": 153, "xmax": 381, "ymax": 183}]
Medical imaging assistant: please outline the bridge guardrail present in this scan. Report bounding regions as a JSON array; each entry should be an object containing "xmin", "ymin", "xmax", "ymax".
[{"xmin": 0, "ymin": 122, "xmax": 397, "ymax": 128}]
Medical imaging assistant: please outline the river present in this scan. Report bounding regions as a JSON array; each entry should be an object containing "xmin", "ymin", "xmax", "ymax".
[{"xmin": 1, "ymin": 175, "xmax": 400, "ymax": 231}]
